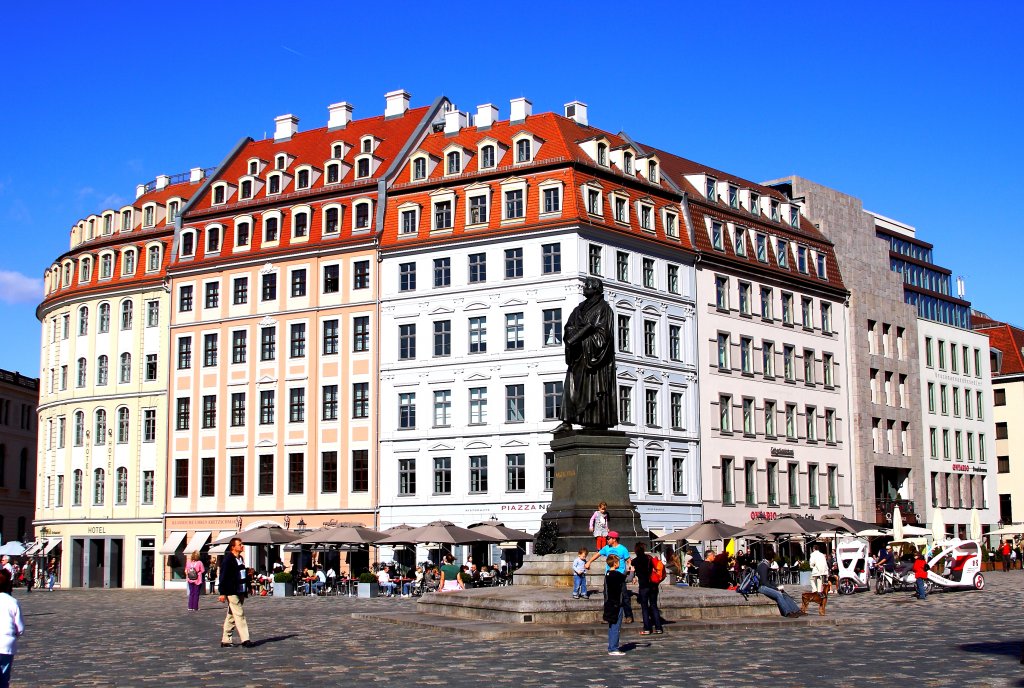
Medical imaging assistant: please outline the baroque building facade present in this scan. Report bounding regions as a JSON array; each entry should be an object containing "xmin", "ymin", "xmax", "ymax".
[{"xmin": 0, "ymin": 369, "xmax": 38, "ymax": 545}]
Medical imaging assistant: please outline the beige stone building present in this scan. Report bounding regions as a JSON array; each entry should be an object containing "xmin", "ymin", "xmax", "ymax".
[{"xmin": 0, "ymin": 369, "xmax": 38, "ymax": 544}]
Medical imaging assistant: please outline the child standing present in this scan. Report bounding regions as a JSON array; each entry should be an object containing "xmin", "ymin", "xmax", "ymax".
[
  {"xmin": 572, "ymin": 548, "xmax": 588, "ymax": 599},
  {"xmin": 589, "ymin": 502, "xmax": 609, "ymax": 550}
]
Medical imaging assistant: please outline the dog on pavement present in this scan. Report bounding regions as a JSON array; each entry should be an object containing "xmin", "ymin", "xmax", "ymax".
[{"xmin": 800, "ymin": 575, "xmax": 838, "ymax": 616}]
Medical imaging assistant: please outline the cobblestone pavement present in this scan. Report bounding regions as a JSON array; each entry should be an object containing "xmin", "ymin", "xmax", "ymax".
[{"xmin": 9, "ymin": 572, "xmax": 1024, "ymax": 687}]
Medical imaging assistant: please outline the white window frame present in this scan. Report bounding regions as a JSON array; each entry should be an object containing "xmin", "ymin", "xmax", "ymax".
[
  {"xmin": 538, "ymin": 179, "xmax": 564, "ymax": 217},
  {"xmin": 500, "ymin": 177, "xmax": 528, "ymax": 222},
  {"xmin": 211, "ymin": 182, "xmax": 231, "ymax": 206},
  {"xmin": 397, "ymin": 202, "xmax": 421, "ymax": 237},
  {"xmin": 322, "ymin": 203, "xmax": 343, "ymax": 236},
  {"xmin": 262, "ymin": 211, "xmax": 282, "ymax": 245},
  {"xmin": 430, "ymin": 189, "xmax": 456, "ymax": 232},
  {"xmin": 352, "ymin": 199, "xmax": 374, "ymax": 233},
  {"xmin": 465, "ymin": 184, "xmax": 491, "ymax": 227}
]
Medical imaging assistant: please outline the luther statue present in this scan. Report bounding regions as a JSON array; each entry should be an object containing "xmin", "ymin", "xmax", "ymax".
[{"xmin": 554, "ymin": 277, "xmax": 618, "ymax": 431}]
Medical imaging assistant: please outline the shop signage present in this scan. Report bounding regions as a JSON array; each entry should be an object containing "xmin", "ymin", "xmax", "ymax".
[
  {"xmin": 750, "ymin": 511, "xmax": 779, "ymax": 521},
  {"xmin": 169, "ymin": 518, "xmax": 237, "ymax": 527},
  {"xmin": 499, "ymin": 503, "xmax": 551, "ymax": 511},
  {"xmin": 770, "ymin": 448, "xmax": 795, "ymax": 458},
  {"xmin": 87, "ymin": 526, "xmax": 106, "ymax": 534}
]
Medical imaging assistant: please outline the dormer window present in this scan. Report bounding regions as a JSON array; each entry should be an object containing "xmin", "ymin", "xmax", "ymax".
[
  {"xmin": 324, "ymin": 206, "xmax": 340, "ymax": 234},
  {"xmin": 332, "ymin": 144, "xmax": 343, "ymax": 158},
  {"xmin": 100, "ymin": 253, "xmax": 113, "ymax": 279},
  {"xmin": 240, "ymin": 180, "xmax": 252, "ymax": 199},
  {"xmin": 354, "ymin": 202, "xmax": 370, "ymax": 230},
  {"xmin": 597, "ymin": 143, "xmax": 608, "ymax": 166},
  {"xmin": 613, "ymin": 196, "xmax": 628, "ymax": 223},
  {"xmin": 213, "ymin": 185, "xmax": 226, "ymax": 205},
  {"xmin": 143, "ymin": 205, "xmax": 155, "ymax": 227},
  {"xmin": 103, "ymin": 214, "xmax": 113, "ymax": 234},
  {"xmin": 87, "ymin": 219, "xmax": 94, "ymax": 239},
  {"xmin": 469, "ymin": 146, "xmax": 488, "ymax": 171},
  {"xmin": 711, "ymin": 222, "xmax": 724, "ymax": 251},
  {"xmin": 623, "ymin": 152, "xmax": 634, "ymax": 175},
  {"xmin": 268, "ymin": 174, "xmax": 281, "ymax": 194},
  {"xmin": 264, "ymin": 215, "xmax": 279, "ymax": 242},
  {"xmin": 236, "ymin": 221, "xmax": 250, "ymax": 247},
  {"xmin": 797, "ymin": 246, "xmax": 808, "ymax": 273},
  {"xmin": 638, "ymin": 204, "xmax": 653, "ymax": 231},
  {"xmin": 771, "ymin": 199, "xmax": 780, "ymax": 222},
  {"xmin": 664, "ymin": 211, "xmax": 678, "ymax": 238},
  {"xmin": 249, "ymin": 161, "xmax": 258, "ymax": 175},
  {"xmin": 647, "ymin": 160, "xmax": 658, "ymax": 183},
  {"xmin": 516, "ymin": 139, "xmax": 532, "ymax": 163},
  {"xmin": 180, "ymin": 233, "xmax": 195, "ymax": 258},
  {"xmin": 80, "ymin": 257, "xmax": 92, "ymax": 282},
  {"xmin": 756, "ymin": 234, "xmax": 768, "ymax": 262},
  {"xmin": 734, "ymin": 226, "xmax": 747, "ymax": 256},
  {"xmin": 275, "ymin": 155, "xmax": 286, "ymax": 170},
  {"xmin": 728, "ymin": 186, "xmax": 738, "ymax": 209},
  {"xmin": 122, "ymin": 250, "xmax": 136, "ymax": 276},
  {"xmin": 356, "ymin": 158, "xmax": 370, "ymax": 178},
  {"xmin": 446, "ymin": 151, "xmax": 461, "ymax": 175},
  {"xmin": 293, "ymin": 211, "xmax": 309, "ymax": 238},
  {"xmin": 790, "ymin": 206, "xmax": 800, "ymax": 227},
  {"xmin": 816, "ymin": 253, "xmax": 827, "ymax": 278},
  {"xmin": 207, "ymin": 226, "xmax": 221, "ymax": 253},
  {"xmin": 776, "ymin": 239, "xmax": 789, "ymax": 268},
  {"xmin": 586, "ymin": 188, "xmax": 601, "ymax": 215},
  {"xmin": 749, "ymin": 193, "xmax": 759, "ymax": 215},
  {"xmin": 361, "ymin": 137, "xmax": 373, "ymax": 154},
  {"xmin": 121, "ymin": 209, "xmax": 132, "ymax": 231},
  {"xmin": 326, "ymin": 163, "xmax": 340, "ymax": 184},
  {"xmin": 63, "ymin": 263, "xmax": 71, "ymax": 286},
  {"xmin": 413, "ymin": 157, "xmax": 427, "ymax": 180},
  {"xmin": 705, "ymin": 178, "xmax": 716, "ymax": 200},
  {"xmin": 297, "ymin": 169, "xmax": 310, "ymax": 189},
  {"xmin": 147, "ymin": 245, "xmax": 161, "ymax": 272}
]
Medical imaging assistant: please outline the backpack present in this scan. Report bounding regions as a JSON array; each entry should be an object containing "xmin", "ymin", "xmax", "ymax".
[
  {"xmin": 186, "ymin": 567, "xmax": 199, "ymax": 581},
  {"xmin": 649, "ymin": 555, "xmax": 665, "ymax": 584},
  {"xmin": 736, "ymin": 567, "xmax": 760, "ymax": 598}
]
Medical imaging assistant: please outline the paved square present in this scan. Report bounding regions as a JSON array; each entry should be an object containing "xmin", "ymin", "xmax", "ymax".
[{"xmin": 9, "ymin": 573, "xmax": 1023, "ymax": 686}]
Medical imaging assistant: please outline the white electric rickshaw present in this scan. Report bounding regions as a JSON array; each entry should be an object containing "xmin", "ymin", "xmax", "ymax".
[
  {"xmin": 835, "ymin": 536, "xmax": 870, "ymax": 595},
  {"xmin": 925, "ymin": 538, "xmax": 984, "ymax": 592}
]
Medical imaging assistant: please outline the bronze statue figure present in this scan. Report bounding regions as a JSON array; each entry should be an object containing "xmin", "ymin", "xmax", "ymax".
[{"xmin": 554, "ymin": 277, "xmax": 618, "ymax": 431}]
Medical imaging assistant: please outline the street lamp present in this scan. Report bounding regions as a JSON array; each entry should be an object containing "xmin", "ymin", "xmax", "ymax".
[{"xmin": 296, "ymin": 518, "xmax": 307, "ymax": 532}]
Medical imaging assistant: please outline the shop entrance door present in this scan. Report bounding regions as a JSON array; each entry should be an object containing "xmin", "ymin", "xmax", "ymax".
[{"xmin": 139, "ymin": 538, "xmax": 155, "ymax": 587}]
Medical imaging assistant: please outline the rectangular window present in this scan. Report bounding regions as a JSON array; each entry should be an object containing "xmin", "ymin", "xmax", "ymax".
[
  {"xmin": 669, "ymin": 325, "xmax": 681, "ymax": 361},
  {"xmin": 544, "ymin": 452, "xmax": 555, "ymax": 491},
  {"xmin": 434, "ymin": 201, "xmax": 452, "ymax": 230},
  {"xmin": 291, "ymin": 269, "xmax": 307, "ymax": 298},
  {"xmin": 504, "ymin": 190, "xmax": 524, "ymax": 219},
  {"xmin": 399, "ymin": 262, "xmax": 416, "ymax": 292},
  {"xmin": 588, "ymin": 244, "xmax": 602, "ymax": 275},
  {"xmin": 204, "ymin": 282, "xmax": 219, "ymax": 309},
  {"xmin": 288, "ymin": 453, "xmax": 304, "ymax": 494},
  {"xmin": 203, "ymin": 333, "xmax": 218, "ymax": 367},
  {"xmin": 201, "ymin": 396, "xmax": 216, "ymax": 429},
  {"xmin": 744, "ymin": 459, "xmax": 756, "ymax": 506},
  {"xmin": 469, "ymin": 317, "xmax": 487, "ymax": 353},
  {"xmin": 805, "ymin": 405, "xmax": 817, "ymax": 441},
  {"xmin": 433, "ymin": 390, "xmax": 451, "ymax": 427},
  {"xmin": 231, "ymin": 330, "xmax": 247, "ymax": 364},
  {"xmin": 469, "ymin": 195, "xmax": 488, "ymax": 224},
  {"xmin": 740, "ymin": 337, "xmax": 753, "ymax": 374},
  {"xmin": 353, "ymin": 260, "xmax": 370, "ymax": 289},
  {"xmin": 762, "ymin": 341, "xmax": 775, "ymax": 378},
  {"xmin": 399, "ymin": 393, "xmax": 416, "ymax": 429},
  {"xmin": 767, "ymin": 461, "xmax": 779, "ymax": 505},
  {"xmin": 505, "ymin": 248, "xmax": 523, "ymax": 279},
  {"xmin": 826, "ymin": 409, "xmax": 836, "ymax": 443},
  {"xmin": 619, "ymin": 386, "xmax": 632, "ymax": 424},
  {"xmin": 803, "ymin": 349, "xmax": 815, "ymax": 385},
  {"xmin": 717, "ymin": 332, "xmax": 730, "ymax": 369},
  {"xmin": 261, "ymin": 273, "xmax": 277, "ymax": 301},
  {"xmin": 323, "ymin": 264, "xmax": 340, "ymax": 294},
  {"xmin": 353, "ymin": 316, "xmax": 369, "ymax": 352},
  {"xmin": 433, "ymin": 257, "xmax": 450, "ymax": 287},
  {"xmin": 506, "ymin": 313, "xmax": 525, "ymax": 350},
  {"xmin": 721, "ymin": 457, "xmax": 734, "ymax": 504},
  {"xmin": 670, "ymin": 392, "xmax": 683, "ymax": 429},
  {"xmin": 542, "ymin": 243, "xmax": 561, "ymax": 274},
  {"xmin": 542, "ymin": 309, "xmax": 562, "ymax": 347},
  {"xmin": 321, "ymin": 452, "xmax": 338, "ymax": 494},
  {"xmin": 260, "ymin": 327, "xmax": 276, "ymax": 360},
  {"xmin": 398, "ymin": 458, "xmax": 416, "ymax": 495},
  {"xmin": 711, "ymin": 222, "xmax": 724, "ymax": 250},
  {"xmin": 322, "ymin": 319, "xmax": 339, "ymax": 355},
  {"xmin": 468, "ymin": 253, "xmax": 486, "ymax": 283},
  {"xmin": 506, "ymin": 454, "xmax": 526, "ymax": 492},
  {"xmin": 642, "ymin": 258, "xmax": 655, "ymax": 288},
  {"xmin": 924, "ymin": 337, "xmax": 934, "ymax": 367},
  {"xmin": 174, "ymin": 458, "xmax": 189, "ymax": 498},
  {"xmin": 322, "ymin": 385, "xmax": 338, "ymax": 420},
  {"xmin": 351, "ymin": 450, "xmax": 369, "ymax": 492},
  {"xmin": 544, "ymin": 381, "xmax": 563, "ymax": 420},
  {"xmin": 352, "ymin": 382, "xmax": 369, "ymax": 419},
  {"xmin": 290, "ymin": 323, "xmax": 306, "ymax": 358},
  {"xmin": 644, "ymin": 320, "xmax": 657, "ymax": 357},
  {"xmin": 230, "ymin": 392, "xmax": 246, "ymax": 427},
  {"xmin": 201, "ymin": 457, "xmax": 215, "ymax": 498},
  {"xmin": 645, "ymin": 389, "xmax": 659, "ymax": 426},
  {"xmin": 258, "ymin": 455, "xmax": 274, "ymax": 495},
  {"xmin": 786, "ymin": 404, "xmax": 797, "ymax": 439},
  {"xmin": 230, "ymin": 456, "xmax": 244, "ymax": 496},
  {"xmin": 543, "ymin": 187, "xmax": 561, "ymax": 214},
  {"xmin": 742, "ymin": 397, "xmax": 754, "ymax": 434},
  {"xmin": 719, "ymin": 394, "xmax": 732, "ymax": 432},
  {"xmin": 738, "ymin": 281, "xmax": 751, "ymax": 315},
  {"xmin": 260, "ymin": 390, "xmax": 274, "ymax": 425},
  {"xmin": 617, "ymin": 315, "xmax": 631, "ymax": 353},
  {"xmin": 788, "ymin": 462, "xmax": 799, "ymax": 507},
  {"xmin": 506, "ymin": 384, "xmax": 525, "ymax": 422},
  {"xmin": 399, "ymin": 324, "xmax": 416, "ymax": 360},
  {"xmin": 176, "ymin": 398, "xmax": 190, "ymax": 431},
  {"xmin": 715, "ymin": 275, "xmax": 729, "ymax": 310},
  {"xmin": 433, "ymin": 320, "xmax": 451, "ymax": 357},
  {"xmin": 808, "ymin": 464, "xmax": 819, "ymax": 507},
  {"xmin": 777, "ymin": 240, "xmax": 789, "ymax": 268},
  {"xmin": 469, "ymin": 387, "xmax": 487, "ymax": 424},
  {"xmin": 288, "ymin": 388, "xmax": 305, "ymax": 422},
  {"xmin": 433, "ymin": 457, "xmax": 451, "ymax": 495}
]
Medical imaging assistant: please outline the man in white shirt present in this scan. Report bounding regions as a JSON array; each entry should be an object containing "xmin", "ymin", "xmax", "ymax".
[
  {"xmin": 809, "ymin": 545, "xmax": 829, "ymax": 593},
  {"xmin": 377, "ymin": 569, "xmax": 397, "ymax": 597}
]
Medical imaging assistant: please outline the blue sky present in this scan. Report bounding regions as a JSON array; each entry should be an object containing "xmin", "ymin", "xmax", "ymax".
[{"xmin": 1, "ymin": 2, "xmax": 1020, "ymax": 376}]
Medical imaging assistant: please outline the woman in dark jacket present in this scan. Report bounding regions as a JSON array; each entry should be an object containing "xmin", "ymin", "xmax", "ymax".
[{"xmin": 603, "ymin": 554, "xmax": 627, "ymax": 656}]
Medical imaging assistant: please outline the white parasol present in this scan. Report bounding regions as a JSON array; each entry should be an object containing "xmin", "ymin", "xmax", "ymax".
[
  {"xmin": 970, "ymin": 508, "xmax": 982, "ymax": 541},
  {"xmin": 931, "ymin": 509, "xmax": 946, "ymax": 544},
  {"xmin": 892, "ymin": 505, "xmax": 904, "ymax": 542}
]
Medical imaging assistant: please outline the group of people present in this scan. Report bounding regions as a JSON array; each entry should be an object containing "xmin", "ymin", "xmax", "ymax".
[{"xmin": 0, "ymin": 556, "xmax": 58, "ymax": 594}]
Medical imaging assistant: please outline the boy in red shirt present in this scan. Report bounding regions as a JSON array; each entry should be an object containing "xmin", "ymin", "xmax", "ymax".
[{"xmin": 912, "ymin": 552, "xmax": 929, "ymax": 600}]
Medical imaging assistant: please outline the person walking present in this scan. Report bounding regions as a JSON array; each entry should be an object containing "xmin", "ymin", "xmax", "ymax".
[
  {"xmin": 217, "ymin": 538, "xmax": 253, "ymax": 648},
  {"xmin": 0, "ymin": 570, "xmax": 25, "ymax": 688},
  {"xmin": 1000, "ymin": 540, "xmax": 1012, "ymax": 572},
  {"xmin": 185, "ymin": 551, "xmax": 205, "ymax": 611},
  {"xmin": 809, "ymin": 545, "xmax": 829, "ymax": 593},
  {"xmin": 602, "ymin": 554, "xmax": 627, "ymax": 656},
  {"xmin": 912, "ymin": 552, "xmax": 929, "ymax": 600},
  {"xmin": 46, "ymin": 558, "xmax": 56, "ymax": 592},
  {"xmin": 631, "ymin": 543, "xmax": 664, "ymax": 635},
  {"xmin": 589, "ymin": 502, "xmax": 610, "ymax": 550},
  {"xmin": 21, "ymin": 563, "xmax": 33, "ymax": 595}
]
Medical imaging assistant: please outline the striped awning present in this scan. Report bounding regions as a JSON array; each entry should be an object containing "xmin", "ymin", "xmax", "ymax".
[
  {"xmin": 158, "ymin": 531, "xmax": 187, "ymax": 555},
  {"xmin": 183, "ymin": 531, "xmax": 211, "ymax": 555},
  {"xmin": 23, "ymin": 541, "xmax": 43, "ymax": 557},
  {"xmin": 208, "ymin": 531, "xmax": 235, "ymax": 556},
  {"xmin": 43, "ymin": 538, "xmax": 62, "ymax": 555}
]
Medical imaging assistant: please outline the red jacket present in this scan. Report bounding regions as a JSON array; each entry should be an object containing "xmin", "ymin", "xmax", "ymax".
[{"xmin": 913, "ymin": 558, "xmax": 929, "ymax": 579}]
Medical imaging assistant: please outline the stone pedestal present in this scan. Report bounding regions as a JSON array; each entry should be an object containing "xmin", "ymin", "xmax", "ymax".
[
  {"xmin": 512, "ymin": 552, "xmax": 604, "ymax": 589},
  {"xmin": 540, "ymin": 429, "xmax": 644, "ymax": 553}
]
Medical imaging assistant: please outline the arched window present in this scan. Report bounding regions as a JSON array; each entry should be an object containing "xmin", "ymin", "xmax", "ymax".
[
  {"xmin": 98, "ymin": 303, "xmax": 111, "ymax": 333},
  {"xmin": 325, "ymin": 207, "xmax": 339, "ymax": 234},
  {"xmin": 181, "ymin": 232, "xmax": 195, "ymax": 257},
  {"xmin": 117, "ymin": 408, "xmax": 130, "ymax": 443},
  {"xmin": 73, "ymin": 411, "xmax": 85, "ymax": 446},
  {"xmin": 480, "ymin": 145, "xmax": 495, "ymax": 169},
  {"xmin": 623, "ymin": 152, "xmax": 633, "ymax": 175},
  {"xmin": 648, "ymin": 160, "xmax": 658, "ymax": 182},
  {"xmin": 293, "ymin": 212, "xmax": 308, "ymax": 238},
  {"xmin": 63, "ymin": 264, "xmax": 71, "ymax": 285},
  {"xmin": 76, "ymin": 358, "xmax": 87, "ymax": 387},
  {"xmin": 516, "ymin": 139, "xmax": 532, "ymax": 163},
  {"xmin": 93, "ymin": 468, "xmax": 105, "ymax": 505},
  {"xmin": 332, "ymin": 144, "xmax": 342, "ymax": 158},
  {"xmin": 116, "ymin": 467, "xmax": 128, "ymax": 505},
  {"xmin": 123, "ymin": 250, "xmax": 136, "ymax": 276},
  {"xmin": 207, "ymin": 226, "xmax": 220, "ymax": 253},
  {"xmin": 119, "ymin": 353, "xmax": 132, "ymax": 384},
  {"xmin": 356, "ymin": 158, "xmax": 370, "ymax": 178},
  {"xmin": 78, "ymin": 306, "xmax": 89, "ymax": 336},
  {"xmin": 446, "ymin": 151, "xmax": 461, "ymax": 175},
  {"xmin": 597, "ymin": 142, "xmax": 608, "ymax": 166},
  {"xmin": 100, "ymin": 253, "xmax": 113, "ymax": 279},
  {"xmin": 236, "ymin": 221, "xmax": 250, "ymax": 247},
  {"xmin": 80, "ymin": 257, "xmax": 92, "ymax": 282},
  {"xmin": 264, "ymin": 217, "xmax": 279, "ymax": 242},
  {"xmin": 120, "ymin": 300, "xmax": 133, "ymax": 330},
  {"xmin": 73, "ymin": 469, "xmax": 83, "ymax": 505},
  {"xmin": 147, "ymin": 245, "xmax": 161, "ymax": 272},
  {"xmin": 413, "ymin": 157, "xmax": 427, "ymax": 179},
  {"xmin": 94, "ymin": 409, "xmax": 107, "ymax": 445},
  {"xmin": 97, "ymin": 355, "xmax": 109, "ymax": 385},
  {"xmin": 326, "ymin": 163, "xmax": 340, "ymax": 184}
]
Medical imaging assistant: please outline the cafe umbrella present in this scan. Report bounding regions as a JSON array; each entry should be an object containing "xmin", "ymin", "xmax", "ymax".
[
  {"xmin": 212, "ymin": 525, "xmax": 301, "ymax": 572},
  {"xmin": 468, "ymin": 519, "xmax": 536, "ymax": 542},
  {"xmin": 378, "ymin": 520, "xmax": 502, "ymax": 564},
  {"xmin": 655, "ymin": 519, "xmax": 744, "ymax": 544},
  {"xmin": 291, "ymin": 524, "xmax": 388, "ymax": 546}
]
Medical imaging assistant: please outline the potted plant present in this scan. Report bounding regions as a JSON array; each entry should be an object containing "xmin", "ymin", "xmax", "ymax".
[
  {"xmin": 272, "ymin": 571, "xmax": 294, "ymax": 597},
  {"xmin": 797, "ymin": 560, "xmax": 812, "ymax": 587},
  {"xmin": 357, "ymin": 571, "xmax": 379, "ymax": 598}
]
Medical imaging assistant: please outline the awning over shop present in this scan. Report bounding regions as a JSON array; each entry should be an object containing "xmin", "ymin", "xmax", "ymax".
[
  {"xmin": 183, "ymin": 531, "xmax": 211, "ymax": 555},
  {"xmin": 43, "ymin": 538, "xmax": 62, "ymax": 555},
  {"xmin": 208, "ymin": 531, "xmax": 235, "ymax": 556},
  {"xmin": 23, "ymin": 542, "xmax": 43, "ymax": 557},
  {"xmin": 158, "ymin": 531, "xmax": 187, "ymax": 555}
]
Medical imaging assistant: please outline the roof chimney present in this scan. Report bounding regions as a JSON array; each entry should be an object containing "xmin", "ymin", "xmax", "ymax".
[
  {"xmin": 385, "ymin": 89, "xmax": 411, "ymax": 118},
  {"xmin": 327, "ymin": 101, "xmax": 353, "ymax": 129},
  {"xmin": 135, "ymin": 184, "xmax": 146, "ymax": 199},
  {"xmin": 564, "ymin": 100, "xmax": 588, "ymax": 125},
  {"xmin": 510, "ymin": 97, "xmax": 532, "ymax": 123},
  {"xmin": 476, "ymin": 104, "xmax": 499, "ymax": 129},
  {"xmin": 189, "ymin": 167, "xmax": 204, "ymax": 183},
  {"xmin": 274, "ymin": 114, "xmax": 299, "ymax": 141},
  {"xmin": 155, "ymin": 174, "xmax": 170, "ymax": 190},
  {"xmin": 444, "ymin": 110, "xmax": 469, "ymax": 135}
]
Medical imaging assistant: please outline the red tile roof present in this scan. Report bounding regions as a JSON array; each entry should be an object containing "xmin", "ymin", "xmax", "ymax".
[{"xmin": 974, "ymin": 315, "xmax": 1024, "ymax": 376}]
